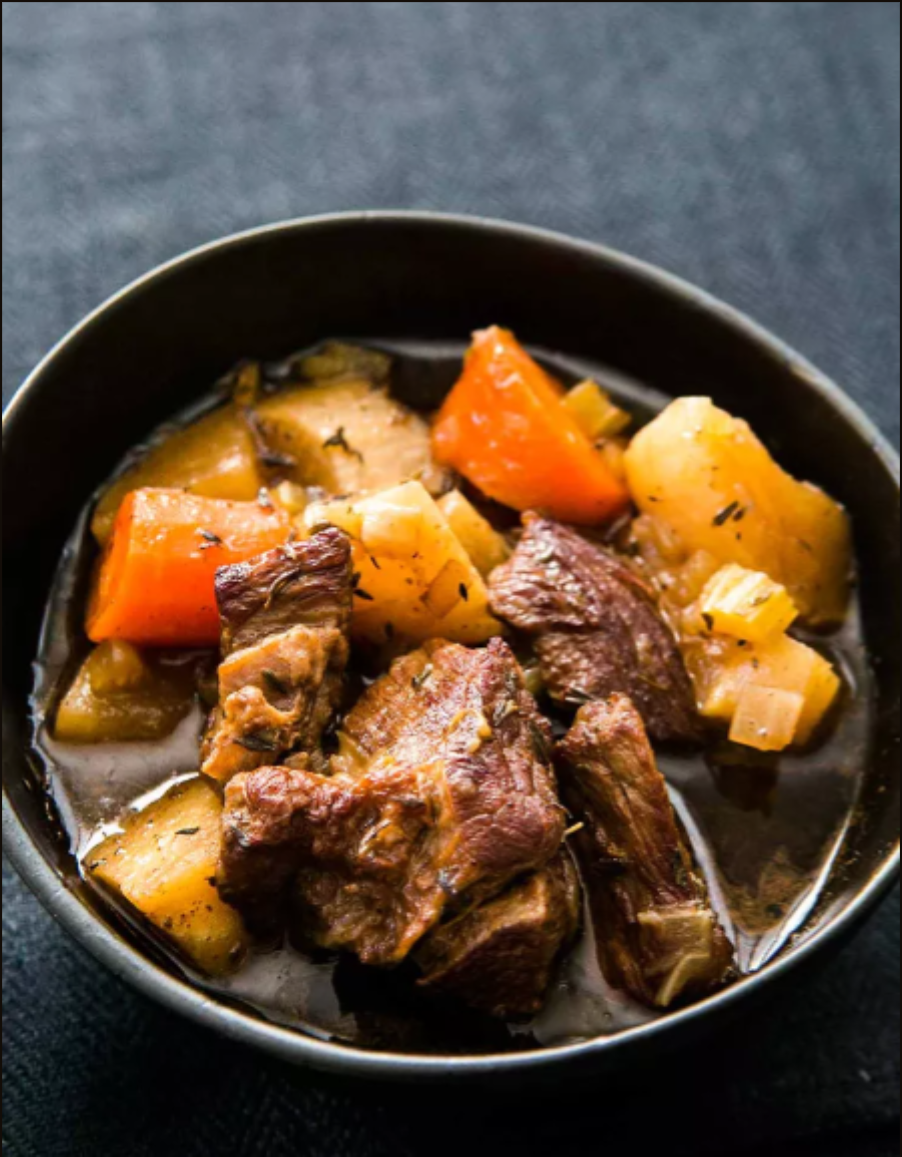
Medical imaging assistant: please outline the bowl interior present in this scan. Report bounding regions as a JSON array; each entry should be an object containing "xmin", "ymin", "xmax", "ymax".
[{"xmin": 3, "ymin": 214, "xmax": 899, "ymax": 1073}]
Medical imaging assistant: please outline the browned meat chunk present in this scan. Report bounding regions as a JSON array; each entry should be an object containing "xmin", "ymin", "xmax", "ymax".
[
  {"xmin": 219, "ymin": 638, "xmax": 567, "ymax": 963},
  {"xmin": 415, "ymin": 852, "xmax": 581, "ymax": 1019},
  {"xmin": 201, "ymin": 528, "xmax": 352, "ymax": 782},
  {"xmin": 557, "ymin": 695, "xmax": 733, "ymax": 1007},
  {"xmin": 489, "ymin": 514, "xmax": 699, "ymax": 744}
]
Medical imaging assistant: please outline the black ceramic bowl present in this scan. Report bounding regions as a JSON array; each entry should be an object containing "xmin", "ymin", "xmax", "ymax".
[{"xmin": 3, "ymin": 212, "xmax": 899, "ymax": 1081}]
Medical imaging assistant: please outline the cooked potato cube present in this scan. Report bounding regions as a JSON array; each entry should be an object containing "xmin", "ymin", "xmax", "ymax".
[
  {"xmin": 700, "ymin": 564, "xmax": 799, "ymax": 642},
  {"xmin": 88, "ymin": 778, "xmax": 248, "ymax": 975},
  {"xmin": 305, "ymin": 481, "xmax": 502, "ymax": 646},
  {"xmin": 562, "ymin": 380, "xmax": 632, "ymax": 440},
  {"xmin": 436, "ymin": 490, "xmax": 511, "ymax": 576},
  {"xmin": 55, "ymin": 643, "xmax": 199, "ymax": 744},
  {"xmin": 255, "ymin": 379, "xmax": 442, "ymax": 498},
  {"xmin": 91, "ymin": 406, "xmax": 262, "ymax": 545},
  {"xmin": 624, "ymin": 397, "xmax": 852, "ymax": 624},
  {"xmin": 729, "ymin": 685, "xmax": 806, "ymax": 751},
  {"xmin": 698, "ymin": 634, "xmax": 841, "ymax": 749}
]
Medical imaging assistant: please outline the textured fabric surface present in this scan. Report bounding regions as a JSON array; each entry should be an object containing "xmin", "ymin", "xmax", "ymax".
[{"xmin": 3, "ymin": 3, "xmax": 899, "ymax": 1156}]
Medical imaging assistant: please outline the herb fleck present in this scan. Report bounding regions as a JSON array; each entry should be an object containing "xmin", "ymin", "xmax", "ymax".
[
  {"xmin": 713, "ymin": 501, "xmax": 741, "ymax": 527},
  {"xmin": 702, "ymin": 612, "xmax": 715, "ymax": 632},
  {"xmin": 733, "ymin": 505, "xmax": 748, "ymax": 522},
  {"xmin": 322, "ymin": 426, "xmax": 364, "ymax": 462},
  {"xmin": 199, "ymin": 529, "xmax": 223, "ymax": 549},
  {"xmin": 353, "ymin": 587, "xmax": 375, "ymax": 602},
  {"xmin": 458, "ymin": 582, "xmax": 469, "ymax": 602},
  {"xmin": 175, "ymin": 826, "xmax": 200, "ymax": 836},
  {"xmin": 411, "ymin": 664, "xmax": 433, "ymax": 691}
]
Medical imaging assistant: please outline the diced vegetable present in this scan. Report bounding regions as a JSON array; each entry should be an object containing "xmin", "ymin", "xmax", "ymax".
[
  {"xmin": 436, "ymin": 490, "xmax": 511, "ymax": 577},
  {"xmin": 304, "ymin": 480, "xmax": 502, "ymax": 646},
  {"xmin": 91, "ymin": 406, "xmax": 262, "ymax": 545},
  {"xmin": 700, "ymin": 564, "xmax": 799, "ymax": 643},
  {"xmin": 696, "ymin": 634, "xmax": 841, "ymax": 750},
  {"xmin": 562, "ymin": 380, "xmax": 631, "ymax": 441},
  {"xmin": 87, "ymin": 489, "xmax": 290, "ymax": 647},
  {"xmin": 254, "ymin": 379, "xmax": 444, "ymax": 497},
  {"xmin": 432, "ymin": 327, "xmax": 630, "ymax": 525},
  {"xmin": 294, "ymin": 341, "xmax": 392, "ymax": 384},
  {"xmin": 88, "ymin": 778, "xmax": 248, "ymax": 975},
  {"xmin": 624, "ymin": 397, "xmax": 852, "ymax": 624},
  {"xmin": 54, "ymin": 642, "xmax": 201, "ymax": 743},
  {"xmin": 729, "ymin": 686, "xmax": 806, "ymax": 752}
]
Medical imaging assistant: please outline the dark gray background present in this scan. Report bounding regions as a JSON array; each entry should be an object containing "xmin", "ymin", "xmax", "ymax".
[{"xmin": 3, "ymin": 3, "xmax": 899, "ymax": 1155}]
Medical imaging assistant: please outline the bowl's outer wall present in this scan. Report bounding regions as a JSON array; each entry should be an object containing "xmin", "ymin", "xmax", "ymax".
[{"xmin": 3, "ymin": 215, "xmax": 899, "ymax": 1075}]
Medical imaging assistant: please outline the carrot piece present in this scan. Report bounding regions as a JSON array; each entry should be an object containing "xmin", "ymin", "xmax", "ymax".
[
  {"xmin": 431, "ymin": 327, "xmax": 630, "ymax": 525},
  {"xmin": 87, "ymin": 489, "xmax": 291, "ymax": 647}
]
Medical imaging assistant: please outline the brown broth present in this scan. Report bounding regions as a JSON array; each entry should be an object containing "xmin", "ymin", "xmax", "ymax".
[{"xmin": 28, "ymin": 341, "xmax": 872, "ymax": 1055}]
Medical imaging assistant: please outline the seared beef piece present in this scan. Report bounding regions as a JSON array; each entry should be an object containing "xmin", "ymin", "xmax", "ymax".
[
  {"xmin": 201, "ymin": 528, "xmax": 352, "ymax": 783},
  {"xmin": 415, "ymin": 852, "xmax": 581, "ymax": 1019},
  {"xmin": 488, "ymin": 514, "xmax": 699, "ymax": 744},
  {"xmin": 557, "ymin": 695, "xmax": 733, "ymax": 1007},
  {"xmin": 219, "ymin": 638, "xmax": 567, "ymax": 962},
  {"xmin": 215, "ymin": 525, "xmax": 351, "ymax": 655}
]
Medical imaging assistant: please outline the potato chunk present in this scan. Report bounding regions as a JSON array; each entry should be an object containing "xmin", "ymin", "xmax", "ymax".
[
  {"xmin": 624, "ymin": 397, "xmax": 852, "ymax": 624},
  {"xmin": 92, "ymin": 406, "xmax": 262, "ymax": 545},
  {"xmin": 695, "ymin": 634, "xmax": 841, "ymax": 749},
  {"xmin": 304, "ymin": 481, "xmax": 502, "ymax": 646},
  {"xmin": 55, "ymin": 642, "xmax": 200, "ymax": 744},
  {"xmin": 255, "ymin": 379, "xmax": 443, "ymax": 497},
  {"xmin": 436, "ymin": 489, "xmax": 511, "ymax": 577},
  {"xmin": 88, "ymin": 778, "xmax": 248, "ymax": 975}
]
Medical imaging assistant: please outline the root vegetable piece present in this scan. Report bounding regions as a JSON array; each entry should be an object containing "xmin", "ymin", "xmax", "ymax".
[
  {"xmin": 432, "ymin": 327, "xmax": 630, "ymax": 525},
  {"xmin": 54, "ymin": 642, "xmax": 199, "ymax": 743},
  {"xmin": 91, "ymin": 406, "xmax": 262, "ymax": 545},
  {"xmin": 728, "ymin": 685, "xmax": 806, "ymax": 752},
  {"xmin": 624, "ymin": 397, "xmax": 852, "ymax": 624},
  {"xmin": 87, "ymin": 489, "xmax": 290, "ymax": 647},
  {"xmin": 304, "ymin": 481, "xmax": 501, "ymax": 646},
  {"xmin": 254, "ymin": 379, "xmax": 443, "ymax": 496},
  {"xmin": 436, "ymin": 489, "xmax": 511, "ymax": 577},
  {"xmin": 87, "ymin": 778, "xmax": 249, "ymax": 975},
  {"xmin": 698, "ymin": 634, "xmax": 841, "ymax": 748}
]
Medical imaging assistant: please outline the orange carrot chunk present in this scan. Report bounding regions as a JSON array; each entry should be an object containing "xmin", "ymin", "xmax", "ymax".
[
  {"xmin": 432, "ymin": 327, "xmax": 630, "ymax": 525},
  {"xmin": 87, "ymin": 489, "xmax": 291, "ymax": 647}
]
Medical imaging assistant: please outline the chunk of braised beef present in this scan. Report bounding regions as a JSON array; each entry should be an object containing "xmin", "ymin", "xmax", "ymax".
[
  {"xmin": 489, "ymin": 514, "xmax": 699, "ymax": 744},
  {"xmin": 218, "ymin": 638, "xmax": 567, "ymax": 965},
  {"xmin": 557, "ymin": 695, "xmax": 733, "ymax": 1007},
  {"xmin": 415, "ymin": 852, "xmax": 580, "ymax": 1019},
  {"xmin": 200, "ymin": 528, "xmax": 352, "ymax": 783}
]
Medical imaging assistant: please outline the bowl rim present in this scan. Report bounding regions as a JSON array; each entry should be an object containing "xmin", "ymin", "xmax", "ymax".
[{"xmin": 3, "ymin": 209, "xmax": 900, "ymax": 1080}]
